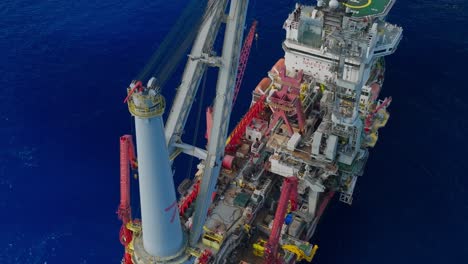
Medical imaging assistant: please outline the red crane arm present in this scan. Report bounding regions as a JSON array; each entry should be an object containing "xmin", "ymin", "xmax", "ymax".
[
  {"xmin": 265, "ymin": 177, "xmax": 299, "ymax": 264},
  {"xmin": 225, "ymin": 95, "xmax": 266, "ymax": 152},
  {"xmin": 118, "ymin": 135, "xmax": 137, "ymax": 225},
  {"xmin": 232, "ymin": 20, "xmax": 257, "ymax": 108},
  {"xmin": 117, "ymin": 135, "xmax": 137, "ymax": 264}
]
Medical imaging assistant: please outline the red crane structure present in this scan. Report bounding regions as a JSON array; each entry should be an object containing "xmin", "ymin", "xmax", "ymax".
[
  {"xmin": 117, "ymin": 135, "xmax": 138, "ymax": 264},
  {"xmin": 179, "ymin": 180, "xmax": 201, "ymax": 216},
  {"xmin": 264, "ymin": 177, "xmax": 299, "ymax": 264},
  {"xmin": 225, "ymin": 94, "xmax": 266, "ymax": 152},
  {"xmin": 232, "ymin": 20, "xmax": 257, "ymax": 108}
]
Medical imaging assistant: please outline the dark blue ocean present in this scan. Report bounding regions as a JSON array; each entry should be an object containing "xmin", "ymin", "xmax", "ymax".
[{"xmin": 1, "ymin": 0, "xmax": 467, "ymax": 263}]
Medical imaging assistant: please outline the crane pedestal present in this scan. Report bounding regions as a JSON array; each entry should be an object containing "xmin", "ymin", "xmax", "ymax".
[
  {"xmin": 132, "ymin": 232, "xmax": 191, "ymax": 264},
  {"xmin": 126, "ymin": 78, "xmax": 187, "ymax": 261}
]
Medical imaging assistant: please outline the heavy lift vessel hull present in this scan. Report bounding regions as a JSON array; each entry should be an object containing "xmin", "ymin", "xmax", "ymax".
[{"xmin": 120, "ymin": 1, "xmax": 403, "ymax": 263}]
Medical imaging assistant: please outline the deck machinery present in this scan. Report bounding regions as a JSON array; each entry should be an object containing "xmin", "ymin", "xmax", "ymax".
[{"xmin": 117, "ymin": 0, "xmax": 403, "ymax": 263}]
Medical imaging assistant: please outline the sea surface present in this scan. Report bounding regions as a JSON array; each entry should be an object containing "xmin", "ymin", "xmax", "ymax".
[{"xmin": 1, "ymin": 0, "xmax": 467, "ymax": 263}]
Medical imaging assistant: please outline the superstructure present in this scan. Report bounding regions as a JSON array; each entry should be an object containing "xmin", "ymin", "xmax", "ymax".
[{"xmin": 116, "ymin": 1, "xmax": 403, "ymax": 263}]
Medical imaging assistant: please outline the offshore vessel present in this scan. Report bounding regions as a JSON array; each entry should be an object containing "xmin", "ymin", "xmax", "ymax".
[{"xmin": 117, "ymin": 1, "xmax": 403, "ymax": 263}]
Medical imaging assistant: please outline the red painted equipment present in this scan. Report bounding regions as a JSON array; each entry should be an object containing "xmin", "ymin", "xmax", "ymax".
[
  {"xmin": 179, "ymin": 180, "xmax": 201, "ymax": 216},
  {"xmin": 265, "ymin": 177, "xmax": 299, "ymax": 264},
  {"xmin": 205, "ymin": 107, "xmax": 213, "ymax": 144},
  {"xmin": 264, "ymin": 67, "xmax": 305, "ymax": 136},
  {"xmin": 123, "ymin": 81, "xmax": 143, "ymax": 104},
  {"xmin": 265, "ymin": 84, "xmax": 295, "ymax": 136},
  {"xmin": 117, "ymin": 135, "xmax": 138, "ymax": 264},
  {"xmin": 255, "ymin": 78, "xmax": 272, "ymax": 94},
  {"xmin": 226, "ymin": 95, "xmax": 266, "ymax": 152},
  {"xmin": 222, "ymin": 154, "xmax": 235, "ymax": 169},
  {"xmin": 364, "ymin": 97, "xmax": 392, "ymax": 133},
  {"xmin": 278, "ymin": 68, "xmax": 303, "ymax": 88},
  {"xmin": 232, "ymin": 20, "xmax": 258, "ymax": 108},
  {"xmin": 198, "ymin": 249, "xmax": 212, "ymax": 264},
  {"xmin": 118, "ymin": 135, "xmax": 137, "ymax": 224},
  {"xmin": 266, "ymin": 109, "xmax": 294, "ymax": 136}
]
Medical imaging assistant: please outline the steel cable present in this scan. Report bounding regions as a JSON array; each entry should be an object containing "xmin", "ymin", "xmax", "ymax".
[{"xmin": 136, "ymin": 0, "xmax": 216, "ymax": 87}]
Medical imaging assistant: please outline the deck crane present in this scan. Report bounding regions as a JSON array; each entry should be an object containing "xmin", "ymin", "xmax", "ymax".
[
  {"xmin": 265, "ymin": 177, "xmax": 299, "ymax": 264},
  {"xmin": 232, "ymin": 20, "xmax": 257, "ymax": 108},
  {"xmin": 117, "ymin": 135, "xmax": 137, "ymax": 264},
  {"xmin": 119, "ymin": 0, "xmax": 251, "ymax": 262}
]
